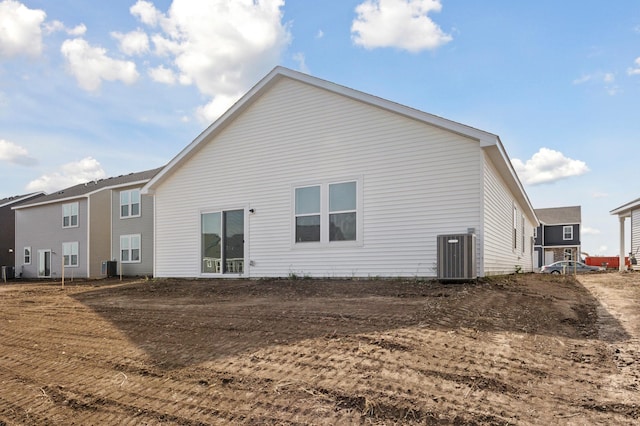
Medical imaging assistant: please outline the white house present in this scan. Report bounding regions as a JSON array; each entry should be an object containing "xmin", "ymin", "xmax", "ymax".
[
  {"xmin": 610, "ymin": 197, "xmax": 640, "ymax": 271},
  {"xmin": 143, "ymin": 67, "xmax": 537, "ymax": 279}
]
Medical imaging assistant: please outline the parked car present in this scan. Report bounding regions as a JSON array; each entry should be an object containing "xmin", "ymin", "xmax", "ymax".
[{"xmin": 540, "ymin": 260, "xmax": 600, "ymax": 274}]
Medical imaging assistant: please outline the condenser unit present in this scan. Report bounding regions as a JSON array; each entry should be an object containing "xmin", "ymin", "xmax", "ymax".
[{"xmin": 437, "ymin": 233, "xmax": 477, "ymax": 281}]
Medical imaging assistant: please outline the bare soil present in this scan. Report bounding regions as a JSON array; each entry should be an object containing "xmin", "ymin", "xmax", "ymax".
[{"xmin": 0, "ymin": 273, "xmax": 638, "ymax": 425}]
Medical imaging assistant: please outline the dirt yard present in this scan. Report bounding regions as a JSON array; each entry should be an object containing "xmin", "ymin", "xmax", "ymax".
[{"xmin": 0, "ymin": 273, "xmax": 638, "ymax": 425}]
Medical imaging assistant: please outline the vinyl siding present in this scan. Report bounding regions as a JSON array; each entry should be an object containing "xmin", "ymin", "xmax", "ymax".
[
  {"xmin": 110, "ymin": 187, "xmax": 154, "ymax": 276},
  {"xmin": 154, "ymin": 78, "xmax": 484, "ymax": 278},
  {"xmin": 89, "ymin": 191, "xmax": 111, "ymax": 277},
  {"xmin": 632, "ymin": 209, "xmax": 640, "ymax": 260},
  {"xmin": 482, "ymin": 152, "xmax": 534, "ymax": 275}
]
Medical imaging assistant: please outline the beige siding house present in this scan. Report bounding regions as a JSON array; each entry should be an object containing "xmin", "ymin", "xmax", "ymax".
[
  {"xmin": 144, "ymin": 67, "xmax": 537, "ymax": 279},
  {"xmin": 14, "ymin": 168, "xmax": 160, "ymax": 279}
]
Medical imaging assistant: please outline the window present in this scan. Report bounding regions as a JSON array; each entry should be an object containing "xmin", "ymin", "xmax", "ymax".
[
  {"xmin": 294, "ymin": 180, "xmax": 358, "ymax": 244},
  {"xmin": 120, "ymin": 189, "xmax": 141, "ymax": 218},
  {"xmin": 295, "ymin": 186, "xmax": 320, "ymax": 242},
  {"xmin": 201, "ymin": 210, "xmax": 244, "ymax": 274},
  {"xmin": 521, "ymin": 214, "xmax": 525, "ymax": 253},
  {"xmin": 120, "ymin": 234, "xmax": 141, "ymax": 263},
  {"xmin": 24, "ymin": 247, "xmax": 31, "ymax": 265},
  {"xmin": 563, "ymin": 226, "xmax": 573, "ymax": 240},
  {"xmin": 62, "ymin": 202, "xmax": 78, "ymax": 228},
  {"xmin": 329, "ymin": 182, "xmax": 357, "ymax": 241},
  {"xmin": 62, "ymin": 242, "xmax": 78, "ymax": 267},
  {"xmin": 513, "ymin": 206, "xmax": 518, "ymax": 250}
]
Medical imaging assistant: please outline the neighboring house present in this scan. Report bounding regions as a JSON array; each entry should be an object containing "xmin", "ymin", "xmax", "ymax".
[
  {"xmin": 610, "ymin": 197, "xmax": 640, "ymax": 271},
  {"xmin": 0, "ymin": 193, "xmax": 45, "ymax": 277},
  {"xmin": 143, "ymin": 67, "xmax": 537, "ymax": 279},
  {"xmin": 14, "ymin": 168, "xmax": 161, "ymax": 279},
  {"xmin": 533, "ymin": 206, "xmax": 581, "ymax": 268}
]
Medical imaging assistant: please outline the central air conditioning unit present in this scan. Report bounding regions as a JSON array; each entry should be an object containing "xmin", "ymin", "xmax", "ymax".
[{"xmin": 437, "ymin": 233, "xmax": 477, "ymax": 281}]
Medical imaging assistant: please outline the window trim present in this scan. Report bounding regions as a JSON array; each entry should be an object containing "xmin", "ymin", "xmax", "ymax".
[
  {"xmin": 24, "ymin": 246, "xmax": 31, "ymax": 265},
  {"xmin": 62, "ymin": 241, "xmax": 79, "ymax": 267},
  {"xmin": 292, "ymin": 178, "xmax": 362, "ymax": 248},
  {"xmin": 512, "ymin": 206, "xmax": 518, "ymax": 251},
  {"xmin": 563, "ymin": 225, "xmax": 573, "ymax": 241},
  {"xmin": 120, "ymin": 234, "xmax": 141, "ymax": 263},
  {"xmin": 120, "ymin": 189, "xmax": 141, "ymax": 219},
  {"xmin": 62, "ymin": 202, "xmax": 79, "ymax": 228}
]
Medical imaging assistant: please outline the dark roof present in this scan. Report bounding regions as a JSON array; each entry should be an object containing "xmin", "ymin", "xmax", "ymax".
[
  {"xmin": 0, "ymin": 192, "xmax": 46, "ymax": 208},
  {"xmin": 16, "ymin": 167, "xmax": 163, "ymax": 208},
  {"xmin": 534, "ymin": 206, "xmax": 581, "ymax": 225}
]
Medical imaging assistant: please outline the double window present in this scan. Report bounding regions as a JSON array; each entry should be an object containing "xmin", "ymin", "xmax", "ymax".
[
  {"xmin": 62, "ymin": 242, "xmax": 78, "ymax": 267},
  {"xmin": 563, "ymin": 226, "xmax": 573, "ymax": 240},
  {"xmin": 295, "ymin": 180, "xmax": 358, "ymax": 244},
  {"xmin": 62, "ymin": 202, "xmax": 78, "ymax": 228},
  {"xmin": 120, "ymin": 234, "xmax": 141, "ymax": 263},
  {"xmin": 120, "ymin": 189, "xmax": 141, "ymax": 218}
]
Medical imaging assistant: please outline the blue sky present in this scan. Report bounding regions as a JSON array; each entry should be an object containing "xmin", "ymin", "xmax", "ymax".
[{"xmin": 1, "ymin": 0, "xmax": 639, "ymax": 256}]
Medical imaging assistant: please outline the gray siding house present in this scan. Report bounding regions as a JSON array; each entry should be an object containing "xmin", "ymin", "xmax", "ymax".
[
  {"xmin": 533, "ymin": 206, "xmax": 581, "ymax": 268},
  {"xmin": 0, "ymin": 192, "xmax": 45, "ymax": 277},
  {"xmin": 14, "ymin": 168, "xmax": 160, "ymax": 279},
  {"xmin": 143, "ymin": 67, "xmax": 538, "ymax": 279}
]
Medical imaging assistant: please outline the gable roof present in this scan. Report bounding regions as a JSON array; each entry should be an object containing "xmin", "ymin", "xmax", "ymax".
[
  {"xmin": 0, "ymin": 192, "xmax": 46, "ymax": 209},
  {"xmin": 14, "ymin": 167, "xmax": 163, "ymax": 209},
  {"xmin": 142, "ymin": 66, "xmax": 537, "ymax": 224},
  {"xmin": 535, "ymin": 206, "xmax": 581, "ymax": 225},
  {"xmin": 610, "ymin": 197, "xmax": 640, "ymax": 218}
]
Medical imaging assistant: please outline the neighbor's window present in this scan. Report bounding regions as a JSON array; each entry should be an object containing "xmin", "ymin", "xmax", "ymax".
[
  {"xmin": 24, "ymin": 247, "xmax": 31, "ymax": 264},
  {"xmin": 563, "ymin": 226, "xmax": 573, "ymax": 240},
  {"xmin": 120, "ymin": 234, "xmax": 141, "ymax": 263},
  {"xmin": 295, "ymin": 185, "xmax": 321, "ymax": 242},
  {"xmin": 120, "ymin": 189, "xmax": 141, "ymax": 218},
  {"xmin": 329, "ymin": 182, "xmax": 356, "ymax": 241},
  {"xmin": 62, "ymin": 242, "xmax": 78, "ymax": 267},
  {"xmin": 62, "ymin": 202, "xmax": 79, "ymax": 228}
]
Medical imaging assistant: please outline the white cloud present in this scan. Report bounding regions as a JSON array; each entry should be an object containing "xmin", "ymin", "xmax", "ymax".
[
  {"xmin": 44, "ymin": 20, "xmax": 86, "ymax": 36},
  {"xmin": 582, "ymin": 226, "xmax": 601, "ymax": 235},
  {"xmin": 111, "ymin": 29, "xmax": 150, "ymax": 56},
  {"xmin": 131, "ymin": 0, "xmax": 291, "ymax": 122},
  {"xmin": 0, "ymin": 0, "xmax": 46, "ymax": 58},
  {"xmin": 316, "ymin": 29, "xmax": 324, "ymax": 39},
  {"xmin": 511, "ymin": 147, "xmax": 589, "ymax": 185},
  {"xmin": 196, "ymin": 93, "xmax": 242, "ymax": 123},
  {"xmin": 292, "ymin": 52, "xmax": 309, "ymax": 74},
  {"xmin": 148, "ymin": 65, "xmax": 177, "ymax": 84},
  {"xmin": 573, "ymin": 71, "xmax": 619, "ymax": 95},
  {"xmin": 628, "ymin": 57, "xmax": 640, "ymax": 75},
  {"xmin": 60, "ymin": 38, "xmax": 139, "ymax": 91},
  {"xmin": 0, "ymin": 139, "xmax": 37, "ymax": 166},
  {"xmin": 592, "ymin": 191, "xmax": 608, "ymax": 199},
  {"xmin": 130, "ymin": 0, "xmax": 164, "ymax": 27},
  {"xmin": 26, "ymin": 157, "xmax": 106, "ymax": 193},
  {"xmin": 351, "ymin": 0, "xmax": 452, "ymax": 52}
]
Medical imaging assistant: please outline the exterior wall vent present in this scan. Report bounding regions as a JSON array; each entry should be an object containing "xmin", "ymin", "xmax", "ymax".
[{"xmin": 437, "ymin": 234, "xmax": 477, "ymax": 281}]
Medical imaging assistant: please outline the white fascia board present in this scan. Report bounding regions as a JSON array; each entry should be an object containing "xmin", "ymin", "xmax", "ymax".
[{"xmin": 610, "ymin": 197, "xmax": 640, "ymax": 216}]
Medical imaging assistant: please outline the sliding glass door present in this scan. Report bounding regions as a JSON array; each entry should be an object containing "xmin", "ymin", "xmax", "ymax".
[{"xmin": 201, "ymin": 209, "xmax": 244, "ymax": 274}]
